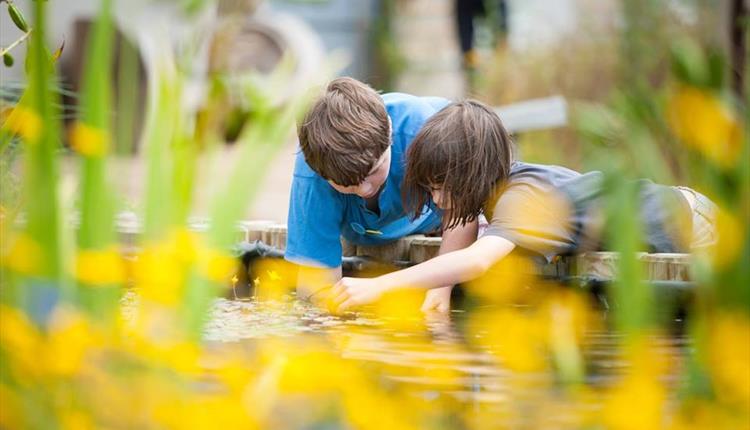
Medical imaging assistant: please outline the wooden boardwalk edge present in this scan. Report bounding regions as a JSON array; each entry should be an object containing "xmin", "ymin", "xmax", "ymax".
[{"xmin": 115, "ymin": 218, "xmax": 693, "ymax": 282}]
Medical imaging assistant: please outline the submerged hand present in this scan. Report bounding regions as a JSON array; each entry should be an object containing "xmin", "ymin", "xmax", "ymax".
[
  {"xmin": 331, "ymin": 277, "xmax": 385, "ymax": 312},
  {"xmin": 421, "ymin": 286, "xmax": 452, "ymax": 313}
]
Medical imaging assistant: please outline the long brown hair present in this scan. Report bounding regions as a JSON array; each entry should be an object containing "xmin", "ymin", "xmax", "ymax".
[
  {"xmin": 298, "ymin": 77, "xmax": 390, "ymax": 186},
  {"xmin": 403, "ymin": 100, "xmax": 513, "ymax": 229}
]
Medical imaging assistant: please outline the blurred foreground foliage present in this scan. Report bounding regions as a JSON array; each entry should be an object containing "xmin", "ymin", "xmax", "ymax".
[{"xmin": 0, "ymin": 1, "xmax": 748, "ymax": 429}]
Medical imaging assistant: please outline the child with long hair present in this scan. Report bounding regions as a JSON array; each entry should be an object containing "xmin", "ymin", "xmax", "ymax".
[{"xmin": 330, "ymin": 100, "xmax": 716, "ymax": 311}]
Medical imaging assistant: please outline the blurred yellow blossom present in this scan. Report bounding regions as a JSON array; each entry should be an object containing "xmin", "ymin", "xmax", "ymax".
[
  {"xmin": 171, "ymin": 228, "xmax": 200, "ymax": 263},
  {"xmin": 155, "ymin": 395, "xmax": 256, "ymax": 430},
  {"xmin": 45, "ymin": 308, "xmax": 102, "ymax": 377},
  {"xmin": 0, "ymin": 384, "xmax": 24, "ymax": 429},
  {"xmin": 667, "ymin": 86, "xmax": 743, "ymax": 168},
  {"xmin": 197, "ymin": 246, "xmax": 237, "ymax": 283},
  {"xmin": 603, "ymin": 337, "xmax": 669, "ymax": 430},
  {"xmin": 711, "ymin": 207, "xmax": 745, "ymax": 269},
  {"xmin": 707, "ymin": 312, "xmax": 750, "ymax": 407},
  {"xmin": 669, "ymin": 399, "xmax": 748, "ymax": 430},
  {"xmin": 59, "ymin": 410, "xmax": 95, "ymax": 430},
  {"xmin": 372, "ymin": 287, "xmax": 424, "ymax": 325},
  {"xmin": 75, "ymin": 246, "xmax": 126, "ymax": 286},
  {"xmin": 267, "ymin": 269, "xmax": 281, "ymax": 281},
  {"xmin": 0, "ymin": 305, "xmax": 43, "ymax": 379},
  {"xmin": 135, "ymin": 241, "xmax": 184, "ymax": 305},
  {"xmin": 1, "ymin": 233, "xmax": 43, "ymax": 275},
  {"xmin": 468, "ymin": 308, "xmax": 549, "ymax": 372},
  {"xmin": 1, "ymin": 105, "xmax": 41, "ymax": 143},
  {"xmin": 277, "ymin": 349, "xmax": 351, "ymax": 393},
  {"xmin": 213, "ymin": 359, "xmax": 255, "ymax": 393},
  {"xmin": 466, "ymin": 253, "xmax": 538, "ymax": 303},
  {"xmin": 69, "ymin": 121, "xmax": 109, "ymax": 157},
  {"xmin": 253, "ymin": 259, "xmax": 297, "ymax": 300}
]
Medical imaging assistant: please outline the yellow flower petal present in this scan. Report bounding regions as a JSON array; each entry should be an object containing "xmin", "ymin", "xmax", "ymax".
[
  {"xmin": 199, "ymin": 248, "xmax": 237, "ymax": 284},
  {"xmin": 708, "ymin": 312, "xmax": 750, "ymax": 407},
  {"xmin": 135, "ymin": 243, "xmax": 184, "ymax": 305},
  {"xmin": 667, "ymin": 86, "xmax": 742, "ymax": 168},
  {"xmin": 1, "ymin": 105, "xmax": 41, "ymax": 143},
  {"xmin": 0, "ymin": 233, "xmax": 43, "ymax": 275},
  {"xmin": 76, "ymin": 246, "xmax": 126, "ymax": 286},
  {"xmin": 69, "ymin": 121, "xmax": 109, "ymax": 157}
]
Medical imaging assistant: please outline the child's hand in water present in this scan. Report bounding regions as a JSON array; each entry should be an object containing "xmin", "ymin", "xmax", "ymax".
[
  {"xmin": 421, "ymin": 286, "xmax": 452, "ymax": 313},
  {"xmin": 331, "ymin": 277, "xmax": 385, "ymax": 312}
]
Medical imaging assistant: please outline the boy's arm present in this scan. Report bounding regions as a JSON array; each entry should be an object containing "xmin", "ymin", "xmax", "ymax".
[
  {"xmin": 421, "ymin": 219, "xmax": 478, "ymax": 312},
  {"xmin": 332, "ymin": 235, "xmax": 516, "ymax": 312},
  {"xmin": 296, "ymin": 264, "xmax": 342, "ymax": 301}
]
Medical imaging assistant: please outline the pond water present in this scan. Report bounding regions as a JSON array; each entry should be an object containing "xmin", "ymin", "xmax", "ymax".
[{"xmin": 198, "ymin": 296, "xmax": 690, "ymax": 429}]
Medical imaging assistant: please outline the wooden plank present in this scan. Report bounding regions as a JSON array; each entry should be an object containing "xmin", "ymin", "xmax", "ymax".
[
  {"xmin": 640, "ymin": 253, "xmax": 691, "ymax": 281},
  {"xmin": 238, "ymin": 220, "xmax": 276, "ymax": 242},
  {"xmin": 260, "ymin": 223, "xmax": 288, "ymax": 251},
  {"xmin": 408, "ymin": 235, "xmax": 442, "ymax": 264},
  {"xmin": 356, "ymin": 235, "xmax": 422, "ymax": 263}
]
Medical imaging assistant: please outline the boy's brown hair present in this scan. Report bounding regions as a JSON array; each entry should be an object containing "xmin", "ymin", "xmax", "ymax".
[
  {"xmin": 298, "ymin": 77, "xmax": 390, "ymax": 186},
  {"xmin": 403, "ymin": 100, "xmax": 514, "ymax": 229}
]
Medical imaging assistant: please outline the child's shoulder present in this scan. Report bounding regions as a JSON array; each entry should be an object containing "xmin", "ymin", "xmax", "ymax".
[
  {"xmin": 382, "ymin": 93, "xmax": 450, "ymax": 139},
  {"xmin": 382, "ymin": 92, "xmax": 449, "ymax": 110}
]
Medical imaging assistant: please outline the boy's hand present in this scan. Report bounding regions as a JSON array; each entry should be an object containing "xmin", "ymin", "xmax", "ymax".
[
  {"xmin": 421, "ymin": 286, "xmax": 452, "ymax": 313},
  {"xmin": 331, "ymin": 277, "xmax": 385, "ymax": 312}
]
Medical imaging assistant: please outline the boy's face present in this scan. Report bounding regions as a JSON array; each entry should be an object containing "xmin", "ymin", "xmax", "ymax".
[{"xmin": 328, "ymin": 146, "xmax": 391, "ymax": 199}]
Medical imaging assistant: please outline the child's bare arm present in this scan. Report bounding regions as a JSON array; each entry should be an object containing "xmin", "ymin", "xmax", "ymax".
[
  {"xmin": 422, "ymin": 219, "xmax": 479, "ymax": 312},
  {"xmin": 332, "ymin": 235, "xmax": 515, "ymax": 312},
  {"xmin": 296, "ymin": 265, "xmax": 342, "ymax": 301}
]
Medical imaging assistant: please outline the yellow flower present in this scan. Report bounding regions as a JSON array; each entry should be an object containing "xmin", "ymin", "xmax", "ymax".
[
  {"xmin": 267, "ymin": 269, "xmax": 281, "ymax": 281},
  {"xmin": 252, "ymin": 259, "xmax": 297, "ymax": 300},
  {"xmin": 468, "ymin": 308, "xmax": 548, "ymax": 372},
  {"xmin": 0, "ymin": 233, "xmax": 43, "ymax": 275},
  {"xmin": 372, "ymin": 287, "xmax": 424, "ymax": 327},
  {"xmin": 135, "ymin": 242, "xmax": 184, "ymax": 305},
  {"xmin": 1, "ymin": 105, "xmax": 41, "ymax": 143},
  {"xmin": 603, "ymin": 372, "xmax": 666, "ymax": 430},
  {"xmin": 711, "ymin": 207, "xmax": 745, "ymax": 269},
  {"xmin": 0, "ymin": 305, "xmax": 43, "ymax": 378},
  {"xmin": 75, "ymin": 246, "xmax": 126, "ymax": 286},
  {"xmin": 466, "ymin": 253, "xmax": 538, "ymax": 303},
  {"xmin": 277, "ymin": 349, "xmax": 352, "ymax": 393},
  {"xmin": 667, "ymin": 86, "xmax": 743, "ymax": 168},
  {"xmin": 0, "ymin": 384, "xmax": 24, "ymax": 429},
  {"xmin": 154, "ymin": 394, "xmax": 255, "ymax": 430},
  {"xmin": 45, "ymin": 307, "xmax": 102, "ymax": 377},
  {"xmin": 69, "ymin": 121, "xmax": 109, "ymax": 157},
  {"xmin": 172, "ymin": 228, "xmax": 199, "ymax": 263},
  {"xmin": 707, "ymin": 312, "xmax": 750, "ymax": 407},
  {"xmin": 58, "ymin": 410, "xmax": 95, "ymax": 430},
  {"xmin": 603, "ymin": 337, "xmax": 669, "ymax": 430},
  {"xmin": 198, "ymin": 247, "xmax": 237, "ymax": 284}
]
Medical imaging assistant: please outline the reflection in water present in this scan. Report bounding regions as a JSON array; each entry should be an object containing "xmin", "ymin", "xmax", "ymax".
[{"xmin": 201, "ymin": 296, "xmax": 689, "ymax": 428}]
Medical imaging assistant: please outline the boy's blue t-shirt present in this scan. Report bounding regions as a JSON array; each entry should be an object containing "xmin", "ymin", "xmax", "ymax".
[{"xmin": 285, "ymin": 93, "xmax": 450, "ymax": 268}]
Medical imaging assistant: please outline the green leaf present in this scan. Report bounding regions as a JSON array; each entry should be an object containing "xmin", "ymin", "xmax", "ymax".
[
  {"xmin": 705, "ymin": 48, "xmax": 726, "ymax": 90},
  {"xmin": 7, "ymin": 2, "xmax": 29, "ymax": 32},
  {"xmin": 670, "ymin": 39, "xmax": 708, "ymax": 87}
]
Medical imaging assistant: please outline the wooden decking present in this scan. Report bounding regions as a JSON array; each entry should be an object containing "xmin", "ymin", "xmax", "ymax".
[{"xmin": 116, "ymin": 216, "xmax": 693, "ymax": 282}]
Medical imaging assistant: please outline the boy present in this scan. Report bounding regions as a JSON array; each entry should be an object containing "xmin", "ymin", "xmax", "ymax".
[
  {"xmin": 330, "ymin": 100, "xmax": 716, "ymax": 311},
  {"xmin": 285, "ymin": 78, "xmax": 477, "ymax": 311}
]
